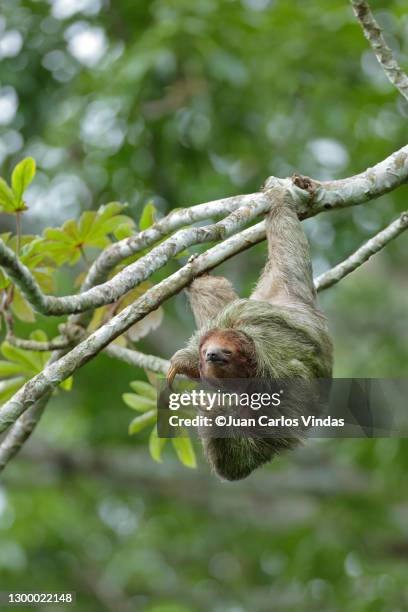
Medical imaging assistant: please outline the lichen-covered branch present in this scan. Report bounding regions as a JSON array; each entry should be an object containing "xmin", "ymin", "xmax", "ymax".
[
  {"xmin": 82, "ymin": 192, "xmax": 260, "ymax": 290},
  {"xmin": 0, "ymin": 147, "xmax": 407, "ymax": 318},
  {"xmin": 287, "ymin": 144, "xmax": 408, "ymax": 214},
  {"xmin": 351, "ymin": 0, "xmax": 408, "ymax": 101},
  {"xmin": 87, "ymin": 144, "xmax": 408, "ymax": 287},
  {"xmin": 0, "ymin": 391, "xmax": 52, "ymax": 471},
  {"xmin": 315, "ymin": 211, "xmax": 408, "ymax": 291},
  {"xmin": 0, "ymin": 194, "xmax": 271, "ymax": 316},
  {"xmin": 104, "ymin": 345, "xmax": 169, "ymax": 375},
  {"xmin": 6, "ymin": 333, "xmax": 71, "ymax": 351}
]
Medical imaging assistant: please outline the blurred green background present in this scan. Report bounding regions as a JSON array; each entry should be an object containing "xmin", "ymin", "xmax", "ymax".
[{"xmin": 0, "ymin": 0, "xmax": 407, "ymax": 610}]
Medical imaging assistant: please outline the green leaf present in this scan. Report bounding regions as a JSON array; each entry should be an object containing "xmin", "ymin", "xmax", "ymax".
[
  {"xmin": 139, "ymin": 201, "xmax": 156, "ymax": 231},
  {"xmin": 0, "ymin": 178, "xmax": 15, "ymax": 212},
  {"xmin": 60, "ymin": 377, "xmax": 73, "ymax": 391},
  {"xmin": 0, "ymin": 270, "xmax": 10, "ymax": 290},
  {"xmin": 1, "ymin": 341, "xmax": 43, "ymax": 372},
  {"xmin": 129, "ymin": 380, "xmax": 157, "ymax": 400},
  {"xmin": 0, "ymin": 377, "xmax": 25, "ymax": 405},
  {"xmin": 114, "ymin": 222, "xmax": 134, "ymax": 240},
  {"xmin": 128, "ymin": 410, "xmax": 156, "ymax": 434},
  {"xmin": 0, "ymin": 360, "xmax": 27, "ymax": 378},
  {"xmin": 149, "ymin": 425, "xmax": 167, "ymax": 463},
  {"xmin": 37, "ymin": 202, "xmax": 134, "ymax": 266},
  {"xmin": 122, "ymin": 393, "xmax": 156, "ymax": 412},
  {"xmin": 172, "ymin": 435, "xmax": 196, "ymax": 468},
  {"xmin": 11, "ymin": 290, "xmax": 36, "ymax": 323},
  {"xmin": 11, "ymin": 157, "xmax": 36, "ymax": 208}
]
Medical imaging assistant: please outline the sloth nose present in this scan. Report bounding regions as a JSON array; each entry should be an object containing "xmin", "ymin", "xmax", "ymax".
[{"xmin": 206, "ymin": 348, "xmax": 225, "ymax": 363}]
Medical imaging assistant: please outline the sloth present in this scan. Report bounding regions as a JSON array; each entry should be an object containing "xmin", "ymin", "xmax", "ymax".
[{"xmin": 167, "ymin": 188, "xmax": 333, "ymax": 480}]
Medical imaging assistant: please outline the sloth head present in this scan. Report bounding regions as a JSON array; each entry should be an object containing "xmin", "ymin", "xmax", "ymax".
[{"xmin": 199, "ymin": 328, "xmax": 257, "ymax": 380}]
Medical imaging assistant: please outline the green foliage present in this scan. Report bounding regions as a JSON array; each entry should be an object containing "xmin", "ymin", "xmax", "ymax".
[
  {"xmin": 35, "ymin": 202, "xmax": 135, "ymax": 266},
  {"xmin": 124, "ymin": 379, "xmax": 197, "ymax": 468},
  {"xmin": 11, "ymin": 158, "xmax": 36, "ymax": 210},
  {"xmin": 0, "ymin": 158, "xmax": 36, "ymax": 213},
  {"xmin": 171, "ymin": 435, "xmax": 197, "ymax": 469},
  {"xmin": 139, "ymin": 201, "xmax": 157, "ymax": 231}
]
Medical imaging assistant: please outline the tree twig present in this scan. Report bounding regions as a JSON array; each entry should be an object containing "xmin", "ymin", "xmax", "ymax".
[
  {"xmin": 0, "ymin": 391, "xmax": 52, "ymax": 471},
  {"xmin": 315, "ymin": 211, "xmax": 408, "ymax": 291},
  {"xmin": 6, "ymin": 333, "xmax": 71, "ymax": 351},
  {"xmin": 104, "ymin": 344, "xmax": 169, "ymax": 375},
  {"xmin": 351, "ymin": 0, "xmax": 408, "ymax": 101}
]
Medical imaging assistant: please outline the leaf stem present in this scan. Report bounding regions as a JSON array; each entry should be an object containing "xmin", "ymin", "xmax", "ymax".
[{"xmin": 15, "ymin": 212, "xmax": 22, "ymax": 255}]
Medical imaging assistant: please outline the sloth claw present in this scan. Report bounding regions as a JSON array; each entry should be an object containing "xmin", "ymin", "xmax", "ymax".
[{"xmin": 167, "ymin": 364, "xmax": 178, "ymax": 389}]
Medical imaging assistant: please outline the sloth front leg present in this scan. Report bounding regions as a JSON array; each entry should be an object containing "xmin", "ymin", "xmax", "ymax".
[{"xmin": 167, "ymin": 347, "xmax": 200, "ymax": 388}]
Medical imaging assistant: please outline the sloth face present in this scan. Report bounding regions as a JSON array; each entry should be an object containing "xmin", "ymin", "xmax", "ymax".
[{"xmin": 199, "ymin": 329, "xmax": 256, "ymax": 380}]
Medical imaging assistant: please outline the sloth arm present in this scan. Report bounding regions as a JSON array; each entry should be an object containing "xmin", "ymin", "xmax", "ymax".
[
  {"xmin": 167, "ymin": 274, "xmax": 239, "ymax": 386},
  {"xmin": 251, "ymin": 189, "xmax": 316, "ymax": 308}
]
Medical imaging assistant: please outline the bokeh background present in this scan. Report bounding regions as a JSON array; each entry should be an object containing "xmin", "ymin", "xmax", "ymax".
[{"xmin": 0, "ymin": 0, "xmax": 407, "ymax": 610}]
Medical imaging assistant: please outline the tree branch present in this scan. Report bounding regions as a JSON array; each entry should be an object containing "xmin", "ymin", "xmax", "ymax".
[
  {"xmin": 6, "ymin": 333, "xmax": 71, "ymax": 351},
  {"xmin": 85, "ymin": 144, "xmax": 408, "ymax": 288},
  {"xmin": 0, "ymin": 193, "xmax": 271, "ymax": 316},
  {"xmin": 0, "ymin": 391, "xmax": 52, "ymax": 471},
  {"xmin": 0, "ymin": 146, "xmax": 407, "ymax": 318},
  {"xmin": 315, "ymin": 210, "xmax": 408, "ymax": 291},
  {"xmin": 104, "ymin": 344, "xmax": 169, "ymax": 375},
  {"xmin": 351, "ymin": 0, "xmax": 408, "ymax": 101}
]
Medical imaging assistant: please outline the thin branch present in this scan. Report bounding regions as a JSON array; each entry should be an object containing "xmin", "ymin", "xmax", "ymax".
[
  {"xmin": 82, "ymin": 192, "xmax": 260, "ymax": 290},
  {"xmin": 6, "ymin": 333, "xmax": 71, "ymax": 351},
  {"xmin": 315, "ymin": 211, "xmax": 408, "ymax": 291},
  {"xmin": 104, "ymin": 344, "xmax": 169, "ymax": 375},
  {"xmin": 351, "ymin": 0, "xmax": 408, "ymax": 101},
  {"xmin": 0, "ymin": 391, "xmax": 52, "ymax": 471},
  {"xmin": 286, "ymin": 144, "xmax": 408, "ymax": 214}
]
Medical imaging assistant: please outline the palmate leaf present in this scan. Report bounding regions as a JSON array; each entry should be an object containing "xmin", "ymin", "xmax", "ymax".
[{"xmin": 35, "ymin": 202, "xmax": 135, "ymax": 266}]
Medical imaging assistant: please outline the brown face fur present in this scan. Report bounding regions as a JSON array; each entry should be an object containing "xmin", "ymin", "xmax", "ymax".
[{"xmin": 199, "ymin": 328, "xmax": 257, "ymax": 381}]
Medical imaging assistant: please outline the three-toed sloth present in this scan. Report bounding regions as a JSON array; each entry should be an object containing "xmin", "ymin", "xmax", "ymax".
[{"xmin": 167, "ymin": 188, "xmax": 333, "ymax": 480}]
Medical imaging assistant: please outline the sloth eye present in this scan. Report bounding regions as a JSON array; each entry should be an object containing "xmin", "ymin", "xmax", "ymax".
[{"xmin": 222, "ymin": 349, "xmax": 232, "ymax": 355}]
